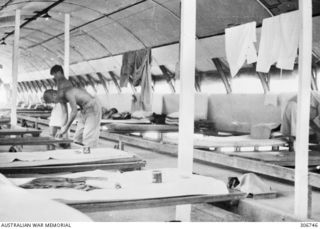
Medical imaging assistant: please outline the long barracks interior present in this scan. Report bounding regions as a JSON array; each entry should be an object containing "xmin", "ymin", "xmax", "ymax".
[{"xmin": 0, "ymin": 0, "xmax": 320, "ymax": 223}]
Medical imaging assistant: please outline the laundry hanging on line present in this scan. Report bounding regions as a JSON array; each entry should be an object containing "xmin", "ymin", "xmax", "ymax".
[
  {"xmin": 256, "ymin": 10, "xmax": 300, "ymax": 73},
  {"xmin": 120, "ymin": 48, "xmax": 153, "ymax": 111},
  {"xmin": 225, "ymin": 22, "xmax": 258, "ymax": 77}
]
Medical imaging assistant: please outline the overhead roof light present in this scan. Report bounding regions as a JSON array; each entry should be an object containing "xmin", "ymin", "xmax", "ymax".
[{"xmin": 41, "ymin": 12, "xmax": 52, "ymax": 21}]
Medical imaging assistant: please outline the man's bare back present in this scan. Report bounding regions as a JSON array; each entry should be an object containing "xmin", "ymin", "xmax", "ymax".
[{"xmin": 60, "ymin": 87, "xmax": 95, "ymax": 109}]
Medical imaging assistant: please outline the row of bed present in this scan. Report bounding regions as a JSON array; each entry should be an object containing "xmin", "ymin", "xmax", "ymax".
[{"xmin": 0, "ymin": 112, "xmax": 246, "ymax": 221}]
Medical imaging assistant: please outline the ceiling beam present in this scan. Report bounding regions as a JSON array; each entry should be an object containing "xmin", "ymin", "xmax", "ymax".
[
  {"xmin": 27, "ymin": 0, "xmax": 147, "ymax": 49},
  {"xmin": 1, "ymin": 0, "xmax": 65, "ymax": 41}
]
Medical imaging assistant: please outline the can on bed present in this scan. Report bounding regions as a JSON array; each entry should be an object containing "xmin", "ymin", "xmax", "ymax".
[
  {"xmin": 152, "ymin": 170, "xmax": 162, "ymax": 183},
  {"xmin": 83, "ymin": 146, "xmax": 91, "ymax": 154}
]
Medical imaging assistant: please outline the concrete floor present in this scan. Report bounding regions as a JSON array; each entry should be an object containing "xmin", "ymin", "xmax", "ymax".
[
  {"xmin": 2, "ymin": 128, "xmax": 320, "ymax": 222},
  {"xmin": 89, "ymin": 138, "xmax": 320, "ymax": 222}
]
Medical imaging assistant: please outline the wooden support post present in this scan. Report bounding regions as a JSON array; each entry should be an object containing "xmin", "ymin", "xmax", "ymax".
[
  {"xmin": 295, "ymin": 0, "xmax": 312, "ymax": 219},
  {"xmin": 211, "ymin": 58, "xmax": 232, "ymax": 94},
  {"xmin": 178, "ymin": 0, "xmax": 196, "ymax": 174},
  {"xmin": 11, "ymin": 9, "xmax": 20, "ymax": 127},
  {"xmin": 64, "ymin": 14, "xmax": 70, "ymax": 79},
  {"xmin": 176, "ymin": 0, "xmax": 196, "ymax": 222}
]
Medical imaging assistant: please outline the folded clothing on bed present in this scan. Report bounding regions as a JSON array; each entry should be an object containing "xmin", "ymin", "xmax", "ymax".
[{"xmin": 165, "ymin": 112, "xmax": 179, "ymax": 125}]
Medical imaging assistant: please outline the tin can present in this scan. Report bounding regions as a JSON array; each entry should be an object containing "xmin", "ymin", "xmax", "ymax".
[
  {"xmin": 83, "ymin": 146, "xmax": 91, "ymax": 154},
  {"xmin": 152, "ymin": 170, "xmax": 162, "ymax": 183}
]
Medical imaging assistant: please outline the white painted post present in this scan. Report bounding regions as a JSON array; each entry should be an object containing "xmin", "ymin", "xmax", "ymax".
[
  {"xmin": 64, "ymin": 14, "xmax": 70, "ymax": 79},
  {"xmin": 177, "ymin": 0, "xmax": 196, "ymax": 174},
  {"xmin": 175, "ymin": 0, "xmax": 196, "ymax": 222},
  {"xmin": 295, "ymin": 0, "xmax": 312, "ymax": 219},
  {"xmin": 11, "ymin": 9, "xmax": 20, "ymax": 127}
]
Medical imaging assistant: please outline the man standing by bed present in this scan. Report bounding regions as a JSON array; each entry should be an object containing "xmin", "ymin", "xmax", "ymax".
[
  {"xmin": 43, "ymin": 86, "xmax": 102, "ymax": 148},
  {"xmin": 281, "ymin": 91, "xmax": 320, "ymax": 143}
]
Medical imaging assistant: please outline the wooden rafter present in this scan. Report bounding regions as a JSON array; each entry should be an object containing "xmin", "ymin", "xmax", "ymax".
[
  {"xmin": 16, "ymin": 84, "xmax": 21, "ymax": 94},
  {"xmin": 96, "ymin": 72, "xmax": 109, "ymax": 94},
  {"xmin": 68, "ymin": 77, "xmax": 79, "ymax": 88},
  {"xmin": 256, "ymin": 71, "xmax": 270, "ymax": 93},
  {"xmin": 159, "ymin": 65, "xmax": 176, "ymax": 93},
  {"xmin": 85, "ymin": 74, "xmax": 98, "ymax": 92},
  {"xmin": 108, "ymin": 71, "xmax": 121, "ymax": 93},
  {"xmin": 195, "ymin": 69, "xmax": 202, "ymax": 92},
  {"xmin": 312, "ymin": 58, "xmax": 319, "ymax": 91},
  {"xmin": 76, "ymin": 75, "xmax": 87, "ymax": 88},
  {"xmin": 40, "ymin": 80, "xmax": 48, "ymax": 91},
  {"xmin": 211, "ymin": 58, "xmax": 232, "ymax": 94},
  {"xmin": 21, "ymin": 82, "xmax": 29, "ymax": 93},
  {"xmin": 25, "ymin": 81, "xmax": 35, "ymax": 93},
  {"xmin": 30, "ymin": 81, "xmax": 39, "ymax": 93},
  {"xmin": 33, "ymin": 81, "xmax": 42, "ymax": 93},
  {"xmin": 17, "ymin": 82, "xmax": 24, "ymax": 93},
  {"xmin": 46, "ymin": 79, "xmax": 55, "ymax": 89}
]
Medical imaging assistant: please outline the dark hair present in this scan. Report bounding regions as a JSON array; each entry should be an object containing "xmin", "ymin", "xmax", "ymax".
[
  {"xmin": 50, "ymin": 65, "xmax": 64, "ymax": 75},
  {"xmin": 43, "ymin": 89, "xmax": 58, "ymax": 103}
]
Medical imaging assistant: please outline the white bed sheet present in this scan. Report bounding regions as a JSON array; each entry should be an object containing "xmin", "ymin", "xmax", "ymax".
[{"xmin": 7, "ymin": 168, "xmax": 229, "ymax": 204}]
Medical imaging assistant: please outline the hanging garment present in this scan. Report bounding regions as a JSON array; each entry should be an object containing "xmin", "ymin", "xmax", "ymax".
[
  {"xmin": 276, "ymin": 10, "xmax": 300, "ymax": 70},
  {"xmin": 257, "ymin": 11, "xmax": 300, "ymax": 73},
  {"xmin": 121, "ymin": 48, "xmax": 153, "ymax": 111},
  {"xmin": 225, "ymin": 22, "xmax": 258, "ymax": 77},
  {"xmin": 256, "ymin": 16, "xmax": 281, "ymax": 73},
  {"xmin": 120, "ymin": 51, "xmax": 136, "ymax": 87}
]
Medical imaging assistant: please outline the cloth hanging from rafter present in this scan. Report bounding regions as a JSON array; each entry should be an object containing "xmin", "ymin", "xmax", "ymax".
[
  {"xmin": 225, "ymin": 22, "xmax": 258, "ymax": 77},
  {"xmin": 120, "ymin": 48, "xmax": 152, "ymax": 111},
  {"xmin": 256, "ymin": 10, "xmax": 300, "ymax": 73}
]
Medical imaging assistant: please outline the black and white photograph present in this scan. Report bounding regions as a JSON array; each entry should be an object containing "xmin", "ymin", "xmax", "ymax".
[{"xmin": 0, "ymin": 0, "xmax": 319, "ymax": 226}]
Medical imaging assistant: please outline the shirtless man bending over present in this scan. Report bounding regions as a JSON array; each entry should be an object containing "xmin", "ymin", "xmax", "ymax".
[
  {"xmin": 43, "ymin": 87, "xmax": 101, "ymax": 148},
  {"xmin": 48, "ymin": 65, "xmax": 73, "ymax": 137}
]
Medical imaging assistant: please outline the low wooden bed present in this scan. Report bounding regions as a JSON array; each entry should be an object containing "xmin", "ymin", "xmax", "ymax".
[
  {"xmin": 104, "ymin": 123, "xmax": 179, "ymax": 133},
  {"xmin": 0, "ymin": 148, "xmax": 146, "ymax": 175},
  {"xmin": 0, "ymin": 136, "xmax": 73, "ymax": 150},
  {"xmin": 0, "ymin": 127, "xmax": 41, "ymax": 137},
  {"xmin": 6, "ymin": 169, "xmax": 245, "ymax": 215}
]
